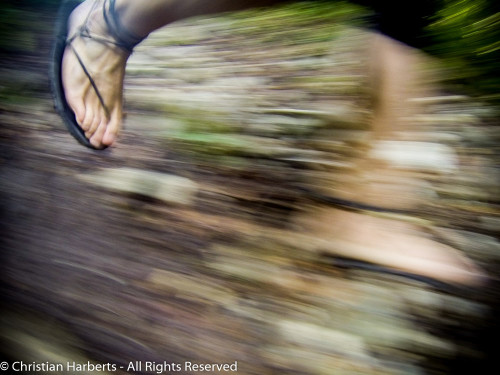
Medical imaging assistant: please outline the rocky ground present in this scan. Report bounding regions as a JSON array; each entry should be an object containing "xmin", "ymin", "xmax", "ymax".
[{"xmin": 1, "ymin": 3, "xmax": 499, "ymax": 375}]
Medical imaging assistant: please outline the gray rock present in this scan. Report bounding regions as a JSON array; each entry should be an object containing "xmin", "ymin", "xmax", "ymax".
[
  {"xmin": 370, "ymin": 141, "xmax": 458, "ymax": 173},
  {"xmin": 77, "ymin": 168, "xmax": 198, "ymax": 205},
  {"xmin": 276, "ymin": 320, "xmax": 370, "ymax": 361}
]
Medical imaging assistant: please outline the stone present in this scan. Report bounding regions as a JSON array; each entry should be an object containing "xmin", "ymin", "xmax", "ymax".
[
  {"xmin": 145, "ymin": 269, "xmax": 236, "ymax": 306},
  {"xmin": 370, "ymin": 141, "xmax": 458, "ymax": 173},
  {"xmin": 77, "ymin": 168, "xmax": 198, "ymax": 205},
  {"xmin": 276, "ymin": 320, "xmax": 370, "ymax": 360}
]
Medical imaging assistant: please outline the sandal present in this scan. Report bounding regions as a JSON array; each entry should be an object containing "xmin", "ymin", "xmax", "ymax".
[
  {"xmin": 324, "ymin": 255, "xmax": 462, "ymax": 293},
  {"xmin": 50, "ymin": 0, "xmax": 144, "ymax": 149},
  {"xmin": 301, "ymin": 190, "xmax": 484, "ymax": 291}
]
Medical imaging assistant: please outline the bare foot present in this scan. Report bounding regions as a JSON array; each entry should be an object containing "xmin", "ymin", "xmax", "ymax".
[
  {"xmin": 294, "ymin": 206, "xmax": 486, "ymax": 286},
  {"xmin": 62, "ymin": 0, "xmax": 131, "ymax": 148}
]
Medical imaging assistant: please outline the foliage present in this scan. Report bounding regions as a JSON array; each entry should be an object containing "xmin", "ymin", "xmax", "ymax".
[{"xmin": 425, "ymin": 0, "xmax": 500, "ymax": 101}]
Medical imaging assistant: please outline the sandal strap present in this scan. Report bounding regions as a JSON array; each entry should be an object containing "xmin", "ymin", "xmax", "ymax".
[
  {"xmin": 67, "ymin": 43, "xmax": 110, "ymax": 118},
  {"xmin": 303, "ymin": 188, "xmax": 411, "ymax": 215},
  {"xmin": 67, "ymin": 0, "xmax": 144, "ymax": 53},
  {"xmin": 102, "ymin": 0, "xmax": 145, "ymax": 53}
]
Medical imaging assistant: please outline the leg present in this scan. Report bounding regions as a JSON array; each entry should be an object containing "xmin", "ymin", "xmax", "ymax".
[
  {"xmin": 61, "ymin": 0, "xmax": 287, "ymax": 148},
  {"xmin": 294, "ymin": 33, "xmax": 486, "ymax": 286}
]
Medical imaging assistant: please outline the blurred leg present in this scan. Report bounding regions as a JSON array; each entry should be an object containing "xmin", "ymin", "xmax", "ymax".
[
  {"xmin": 118, "ymin": 0, "xmax": 287, "ymax": 38},
  {"xmin": 294, "ymin": 33, "xmax": 486, "ymax": 286}
]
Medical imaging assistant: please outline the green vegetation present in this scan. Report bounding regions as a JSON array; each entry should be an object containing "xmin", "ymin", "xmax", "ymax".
[{"xmin": 426, "ymin": 0, "xmax": 500, "ymax": 102}]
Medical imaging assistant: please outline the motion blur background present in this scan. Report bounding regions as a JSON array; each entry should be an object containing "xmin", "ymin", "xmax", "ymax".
[{"xmin": 1, "ymin": 1, "xmax": 499, "ymax": 374}]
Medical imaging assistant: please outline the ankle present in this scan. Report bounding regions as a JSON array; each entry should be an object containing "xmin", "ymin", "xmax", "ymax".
[
  {"xmin": 102, "ymin": 0, "xmax": 146, "ymax": 52},
  {"xmin": 70, "ymin": 0, "xmax": 144, "ymax": 53}
]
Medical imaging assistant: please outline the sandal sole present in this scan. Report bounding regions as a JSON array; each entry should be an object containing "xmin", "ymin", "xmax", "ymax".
[{"xmin": 50, "ymin": 0, "xmax": 105, "ymax": 150}]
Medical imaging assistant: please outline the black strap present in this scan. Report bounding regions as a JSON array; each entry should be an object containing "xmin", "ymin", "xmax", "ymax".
[
  {"xmin": 67, "ymin": 43, "xmax": 110, "ymax": 118},
  {"xmin": 66, "ymin": 0, "xmax": 144, "ymax": 52},
  {"xmin": 301, "ymin": 188, "xmax": 413, "ymax": 215},
  {"xmin": 103, "ymin": 0, "xmax": 145, "ymax": 53}
]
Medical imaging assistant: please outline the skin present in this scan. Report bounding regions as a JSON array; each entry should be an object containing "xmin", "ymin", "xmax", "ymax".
[
  {"xmin": 294, "ymin": 207, "xmax": 486, "ymax": 286},
  {"xmin": 62, "ymin": 0, "xmax": 286, "ymax": 147},
  {"xmin": 63, "ymin": 0, "xmax": 130, "ymax": 147},
  {"xmin": 61, "ymin": 0, "xmax": 486, "ymax": 285}
]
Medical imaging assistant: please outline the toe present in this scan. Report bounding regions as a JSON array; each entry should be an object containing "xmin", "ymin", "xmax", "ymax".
[
  {"xmin": 89, "ymin": 118, "xmax": 108, "ymax": 148},
  {"xmin": 89, "ymin": 136, "xmax": 103, "ymax": 149},
  {"xmin": 84, "ymin": 111, "xmax": 99, "ymax": 137},
  {"xmin": 102, "ymin": 111, "xmax": 121, "ymax": 146}
]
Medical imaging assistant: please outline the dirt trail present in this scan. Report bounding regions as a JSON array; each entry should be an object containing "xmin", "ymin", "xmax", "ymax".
[{"xmin": 1, "ymin": 4, "xmax": 499, "ymax": 375}]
